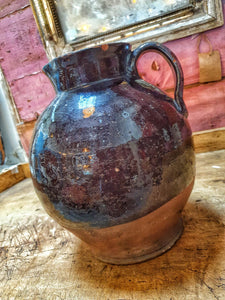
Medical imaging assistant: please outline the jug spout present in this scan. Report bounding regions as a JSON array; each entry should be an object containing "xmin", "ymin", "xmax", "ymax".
[
  {"xmin": 43, "ymin": 61, "xmax": 59, "ymax": 92},
  {"xmin": 42, "ymin": 43, "xmax": 131, "ymax": 92},
  {"xmin": 43, "ymin": 63, "xmax": 52, "ymax": 80}
]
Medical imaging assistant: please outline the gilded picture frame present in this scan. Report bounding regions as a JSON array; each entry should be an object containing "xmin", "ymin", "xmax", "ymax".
[{"xmin": 30, "ymin": 0, "xmax": 224, "ymax": 59}]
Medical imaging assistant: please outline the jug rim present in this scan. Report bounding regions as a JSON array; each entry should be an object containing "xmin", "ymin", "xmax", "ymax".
[
  {"xmin": 42, "ymin": 42, "xmax": 131, "ymax": 92},
  {"xmin": 44, "ymin": 42, "xmax": 131, "ymax": 67}
]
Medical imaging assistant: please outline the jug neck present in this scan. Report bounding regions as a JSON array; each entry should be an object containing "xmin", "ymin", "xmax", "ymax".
[{"xmin": 43, "ymin": 43, "xmax": 131, "ymax": 92}]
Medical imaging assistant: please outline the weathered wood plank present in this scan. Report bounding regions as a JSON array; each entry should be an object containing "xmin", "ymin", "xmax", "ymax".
[
  {"xmin": 0, "ymin": 0, "xmax": 29, "ymax": 18},
  {"xmin": 10, "ymin": 71, "xmax": 55, "ymax": 122},
  {"xmin": 193, "ymin": 128, "xmax": 225, "ymax": 153},
  {"xmin": 165, "ymin": 78, "xmax": 225, "ymax": 132},
  {"xmin": 0, "ymin": 163, "xmax": 30, "ymax": 193},
  {"xmin": 0, "ymin": 150, "xmax": 225, "ymax": 299},
  {"xmin": 184, "ymin": 80, "xmax": 225, "ymax": 132},
  {"xmin": 0, "ymin": 7, "xmax": 48, "ymax": 83},
  {"xmin": 17, "ymin": 120, "xmax": 36, "ymax": 155}
]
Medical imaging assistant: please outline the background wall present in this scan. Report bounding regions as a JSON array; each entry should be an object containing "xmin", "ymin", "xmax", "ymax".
[
  {"xmin": 0, "ymin": 0, "xmax": 225, "ymax": 154},
  {"xmin": 0, "ymin": 0, "xmax": 55, "ymax": 153}
]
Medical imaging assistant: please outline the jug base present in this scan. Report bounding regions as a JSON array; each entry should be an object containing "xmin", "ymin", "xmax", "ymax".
[
  {"xmin": 93, "ymin": 217, "xmax": 183, "ymax": 265},
  {"xmin": 80, "ymin": 179, "xmax": 194, "ymax": 265}
]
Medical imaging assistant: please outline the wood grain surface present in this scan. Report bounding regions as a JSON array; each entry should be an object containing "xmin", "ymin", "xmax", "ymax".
[
  {"xmin": 165, "ymin": 79, "xmax": 225, "ymax": 133},
  {"xmin": 183, "ymin": 80, "xmax": 225, "ymax": 132},
  {"xmin": 0, "ymin": 150, "xmax": 225, "ymax": 299},
  {"xmin": 0, "ymin": 3, "xmax": 54, "ymax": 122},
  {"xmin": 0, "ymin": 163, "xmax": 30, "ymax": 193},
  {"xmin": 0, "ymin": 0, "xmax": 29, "ymax": 19},
  {"xmin": 193, "ymin": 128, "xmax": 225, "ymax": 153}
]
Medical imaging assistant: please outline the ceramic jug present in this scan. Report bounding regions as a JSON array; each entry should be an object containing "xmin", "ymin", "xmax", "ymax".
[{"xmin": 30, "ymin": 42, "xmax": 195, "ymax": 264}]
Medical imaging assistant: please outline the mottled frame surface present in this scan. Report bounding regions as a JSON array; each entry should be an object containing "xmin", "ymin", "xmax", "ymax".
[{"xmin": 30, "ymin": 0, "xmax": 224, "ymax": 59}]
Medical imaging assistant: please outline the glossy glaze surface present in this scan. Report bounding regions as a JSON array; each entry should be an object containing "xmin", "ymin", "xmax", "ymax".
[{"xmin": 30, "ymin": 42, "xmax": 195, "ymax": 263}]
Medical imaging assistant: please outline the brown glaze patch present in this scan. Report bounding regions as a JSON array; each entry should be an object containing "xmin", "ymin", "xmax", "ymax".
[
  {"xmin": 101, "ymin": 44, "xmax": 109, "ymax": 51},
  {"xmin": 82, "ymin": 106, "xmax": 95, "ymax": 118}
]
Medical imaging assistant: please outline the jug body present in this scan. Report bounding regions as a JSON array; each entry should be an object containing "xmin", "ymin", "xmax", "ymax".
[{"xmin": 30, "ymin": 42, "xmax": 195, "ymax": 264}]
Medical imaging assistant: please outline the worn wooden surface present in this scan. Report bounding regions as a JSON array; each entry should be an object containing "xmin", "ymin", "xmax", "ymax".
[
  {"xmin": 11, "ymin": 71, "xmax": 55, "ymax": 122},
  {"xmin": 0, "ymin": 5, "xmax": 47, "ymax": 83},
  {"xmin": 0, "ymin": 2, "xmax": 54, "ymax": 122},
  {"xmin": 17, "ymin": 120, "xmax": 36, "ymax": 155},
  {"xmin": 193, "ymin": 128, "xmax": 225, "ymax": 153},
  {"xmin": 0, "ymin": 0, "xmax": 29, "ymax": 19},
  {"xmin": 182, "ymin": 80, "xmax": 225, "ymax": 132},
  {"xmin": 165, "ymin": 79, "xmax": 225, "ymax": 132},
  {"xmin": 0, "ymin": 150, "xmax": 225, "ymax": 299},
  {"xmin": 0, "ymin": 163, "xmax": 30, "ymax": 193}
]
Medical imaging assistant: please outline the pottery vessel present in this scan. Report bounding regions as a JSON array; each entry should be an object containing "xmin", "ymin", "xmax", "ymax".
[{"xmin": 30, "ymin": 42, "xmax": 195, "ymax": 264}]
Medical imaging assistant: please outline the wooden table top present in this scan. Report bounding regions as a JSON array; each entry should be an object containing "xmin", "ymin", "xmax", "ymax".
[{"xmin": 1, "ymin": 150, "xmax": 225, "ymax": 299}]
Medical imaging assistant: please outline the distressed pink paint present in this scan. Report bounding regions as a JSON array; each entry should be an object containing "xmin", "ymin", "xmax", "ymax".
[
  {"xmin": 184, "ymin": 80, "xmax": 225, "ymax": 132},
  {"xmin": 166, "ymin": 79, "xmax": 225, "ymax": 132},
  {"xmin": 136, "ymin": 1, "xmax": 225, "ymax": 133},
  {"xmin": 0, "ymin": 0, "xmax": 225, "ymax": 132},
  {"xmin": 0, "ymin": 0, "xmax": 29, "ymax": 18},
  {"xmin": 0, "ymin": 7, "xmax": 48, "ymax": 82},
  {"xmin": 10, "ymin": 72, "xmax": 55, "ymax": 122},
  {"xmin": 137, "ymin": 3, "xmax": 225, "ymax": 91},
  {"xmin": 0, "ymin": 4, "xmax": 53, "ymax": 122}
]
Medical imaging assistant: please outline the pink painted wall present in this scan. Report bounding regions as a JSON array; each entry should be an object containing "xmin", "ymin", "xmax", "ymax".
[
  {"xmin": 137, "ymin": 24, "xmax": 225, "ymax": 90},
  {"xmin": 0, "ymin": 0, "xmax": 29, "ymax": 18},
  {"xmin": 136, "ymin": 1, "xmax": 225, "ymax": 132},
  {"xmin": 167, "ymin": 80, "xmax": 225, "ymax": 131},
  {"xmin": 0, "ymin": 0, "xmax": 55, "ymax": 122},
  {"xmin": 0, "ymin": 0, "xmax": 225, "ymax": 142}
]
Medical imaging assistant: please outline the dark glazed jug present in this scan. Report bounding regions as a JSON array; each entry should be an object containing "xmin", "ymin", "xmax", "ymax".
[{"xmin": 30, "ymin": 42, "xmax": 195, "ymax": 264}]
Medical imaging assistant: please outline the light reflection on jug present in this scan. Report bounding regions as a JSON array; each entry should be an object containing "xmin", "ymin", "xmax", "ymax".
[{"xmin": 30, "ymin": 42, "xmax": 195, "ymax": 264}]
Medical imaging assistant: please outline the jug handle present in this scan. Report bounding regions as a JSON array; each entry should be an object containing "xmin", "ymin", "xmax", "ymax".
[{"xmin": 125, "ymin": 42, "xmax": 188, "ymax": 117}]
